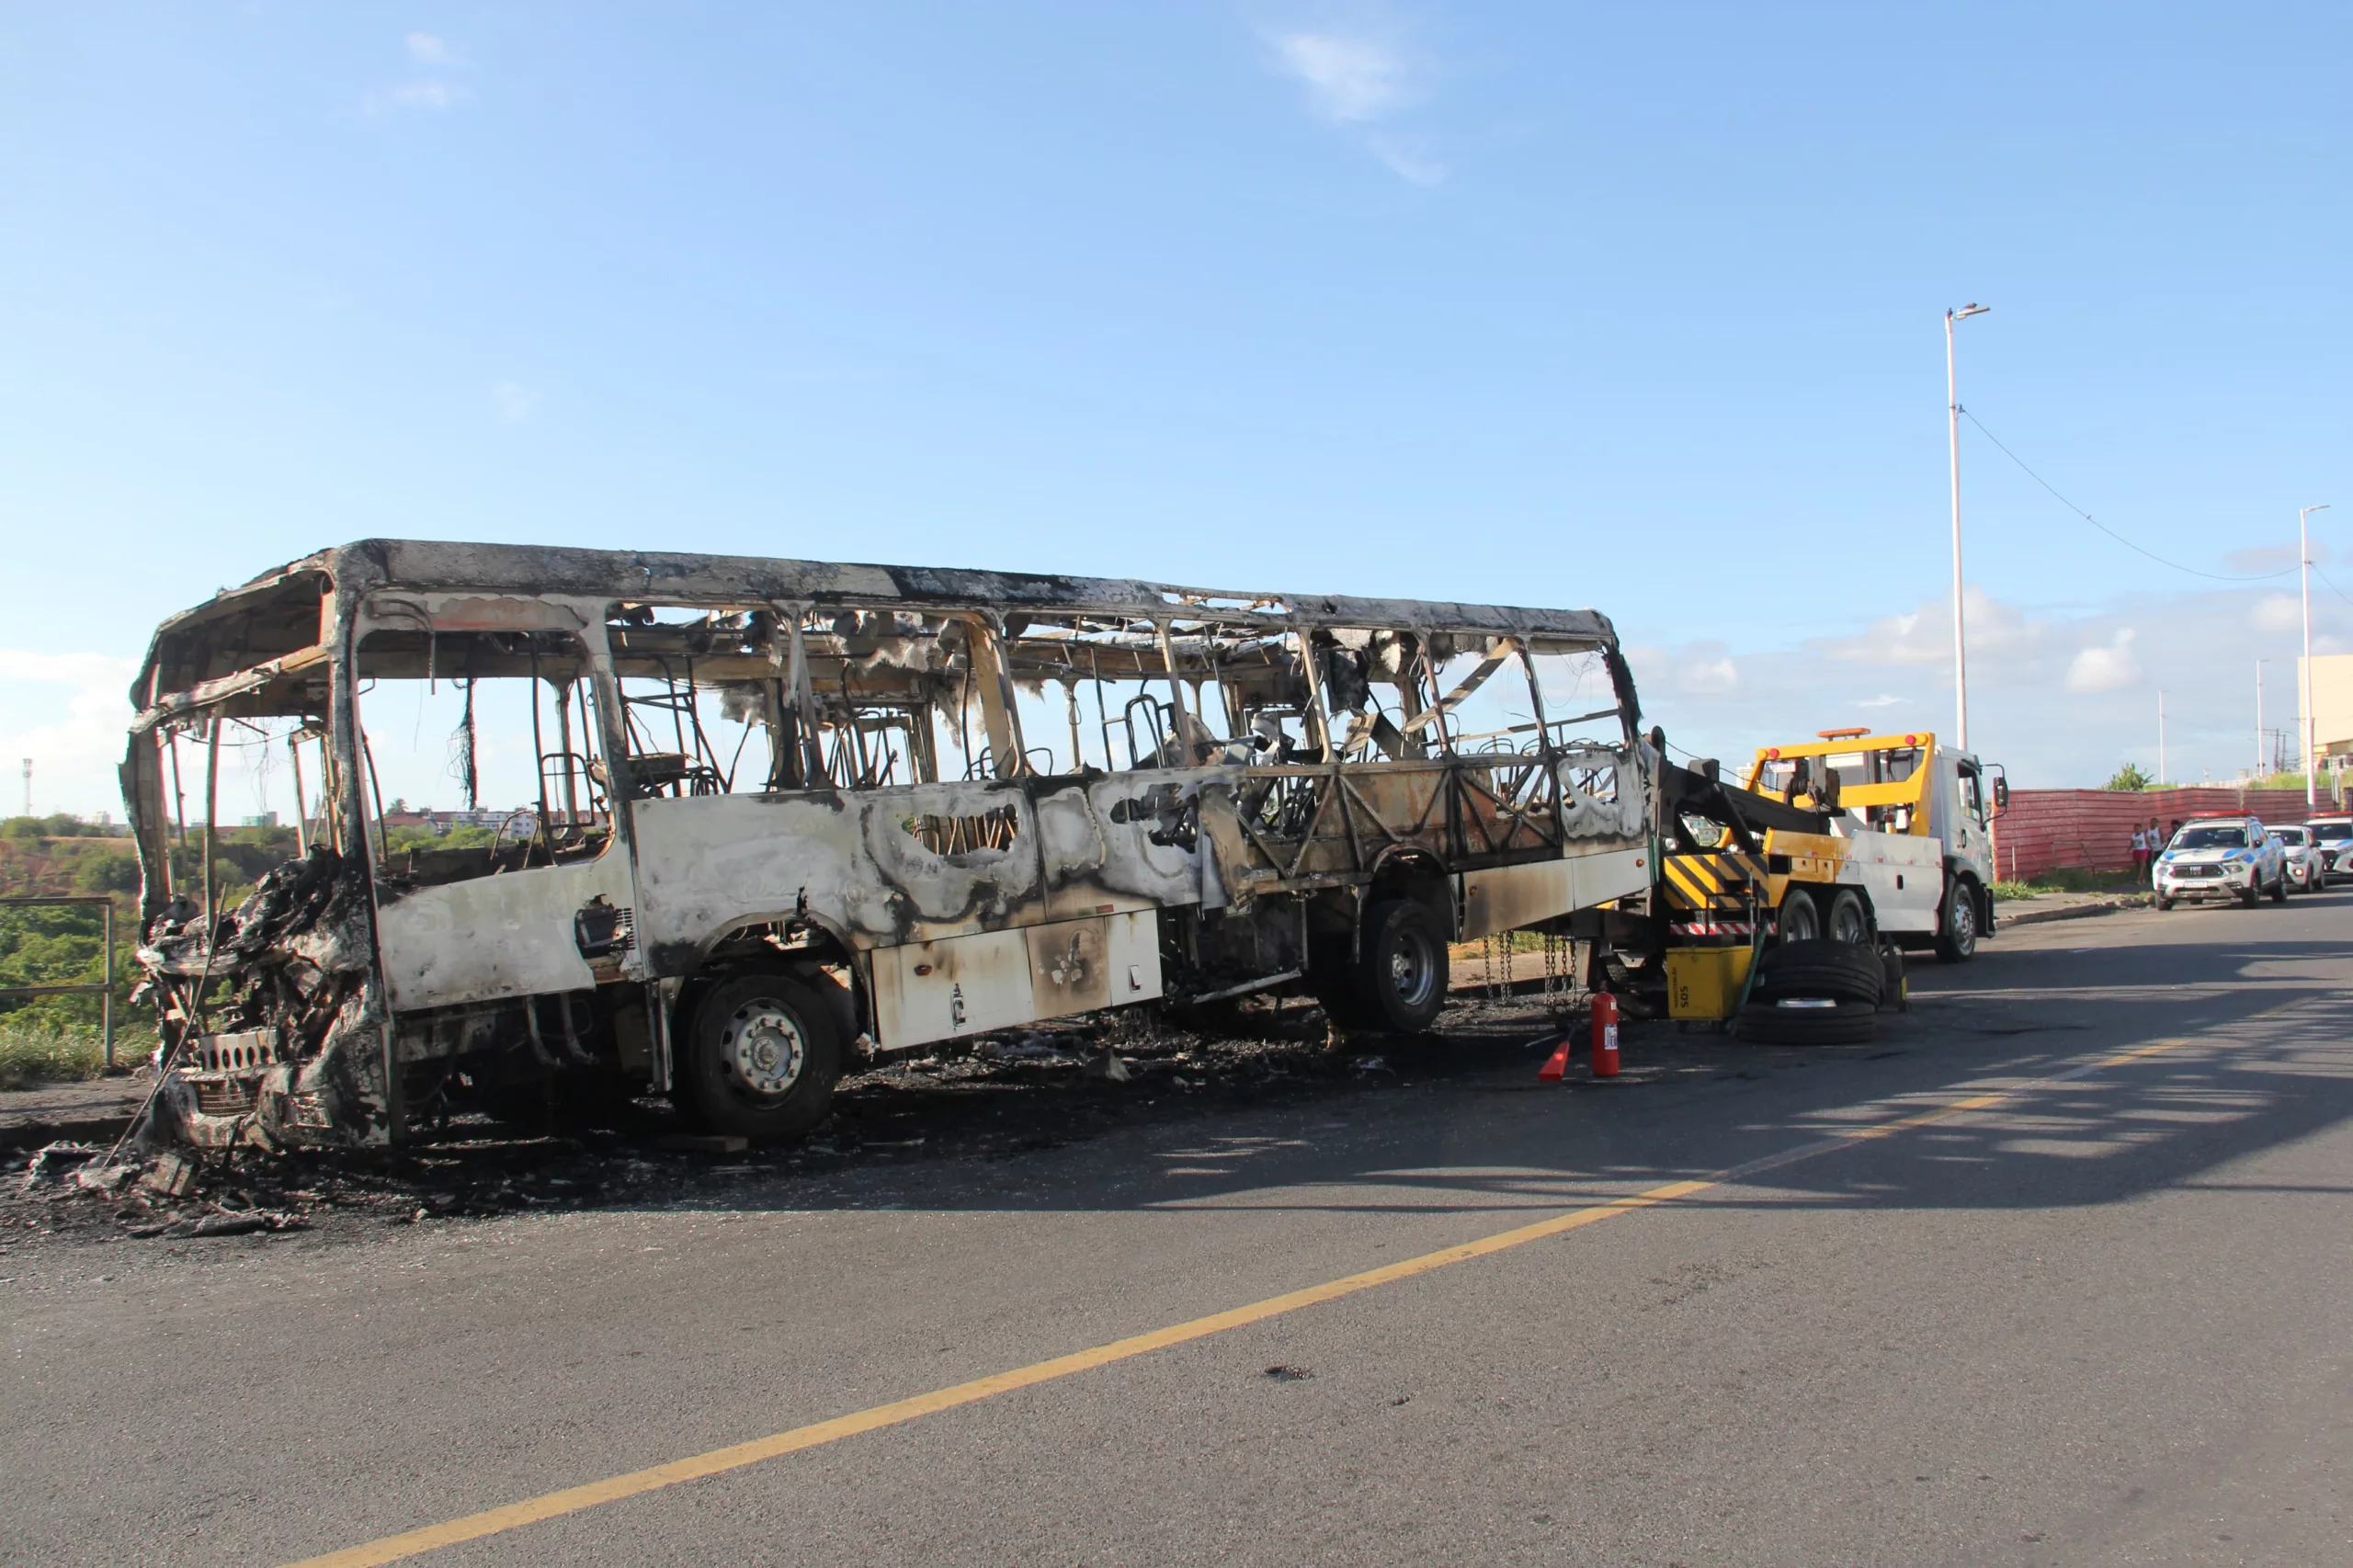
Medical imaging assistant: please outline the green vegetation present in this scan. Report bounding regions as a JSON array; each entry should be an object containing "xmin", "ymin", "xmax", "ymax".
[
  {"xmin": 0, "ymin": 814, "xmax": 501, "ymax": 1089},
  {"xmin": 1, "ymin": 812, "xmax": 121, "ymax": 840},
  {"xmin": 384, "ymin": 823, "xmax": 501, "ymax": 853},
  {"xmin": 0, "ymin": 898, "xmax": 142, "ymax": 1079},
  {"xmin": 2239, "ymin": 771, "xmax": 2347, "ymax": 799},
  {"xmin": 0, "ymin": 1018, "xmax": 114, "ymax": 1090},
  {"xmin": 1991, "ymin": 867, "xmax": 2149, "ymax": 901},
  {"xmin": 0, "ymin": 818, "xmax": 176, "ymax": 1085},
  {"xmin": 2103, "ymin": 764, "xmax": 2154, "ymax": 791}
]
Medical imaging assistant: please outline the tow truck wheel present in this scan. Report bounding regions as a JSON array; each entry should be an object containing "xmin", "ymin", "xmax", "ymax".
[
  {"xmin": 1777, "ymin": 891, "xmax": 1822, "ymax": 946},
  {"xmin": 1934, "ymin": 878, "xmax": 1979, "ymax": 963},
  {"xmin": 1824, "ymin": 890, "xmax": 1871, "ymax": 946},
  {"xmin": 679, "ymin": 970, "xmax": 846, "ymax": 1142}
]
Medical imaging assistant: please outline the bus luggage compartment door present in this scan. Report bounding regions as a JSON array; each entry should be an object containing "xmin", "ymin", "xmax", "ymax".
[{"xmin": 869, "ymin": 911, "xmax": 1164, "ymax": 1050}]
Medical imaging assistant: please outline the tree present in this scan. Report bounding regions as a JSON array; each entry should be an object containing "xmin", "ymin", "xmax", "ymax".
[{"xmin": 2104, "ymin": 763, "xmax": 2154, "ymax": 791}]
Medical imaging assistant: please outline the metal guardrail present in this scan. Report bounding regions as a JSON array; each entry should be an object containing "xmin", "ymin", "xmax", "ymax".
[{"xmin": 0, "ymin": 894, "xmax": 117, "ymax": 1069}]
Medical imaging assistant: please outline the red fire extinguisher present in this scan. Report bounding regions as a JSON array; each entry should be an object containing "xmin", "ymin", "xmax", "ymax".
[{"xmin": 1591, "ymin": 992, "xmax": 1620, "ymax": 1078}]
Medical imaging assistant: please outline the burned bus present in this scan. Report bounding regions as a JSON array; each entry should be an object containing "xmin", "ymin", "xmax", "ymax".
[{"xmin": 121, "ymin": 540, "xmax": 1657, "ymax": 1148}]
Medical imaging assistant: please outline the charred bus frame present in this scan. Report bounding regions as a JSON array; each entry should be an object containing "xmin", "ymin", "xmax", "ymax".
[{"xmin": 122, "ymin": 540, "xmax": 1658, "ymax": 1148}]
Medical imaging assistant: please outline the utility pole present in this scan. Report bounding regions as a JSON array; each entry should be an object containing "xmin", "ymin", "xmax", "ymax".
[
  {"xmin": 18, "ymin": 758, "xmax": 28, "ymax": 818},
  {"xmin": 1946, "ymin": 302, "xmax": 1990, "ymax": 751},
  {"xmin": 2302, "ymin": 504, "xmax": 2331, "ymax": 811},
  {"xmin": 2256, "ymin": 659, "xmax": 2268, "ymax": 780},
  {"xmin": 2157, "ymin": 689, "xmax": 2166, "ymax": 787}
]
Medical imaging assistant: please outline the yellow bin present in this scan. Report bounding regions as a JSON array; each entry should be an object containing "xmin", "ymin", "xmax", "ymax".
[{"xmin": 1665, "ymin": 946, "xmax": 1755, "ymax": 1021}]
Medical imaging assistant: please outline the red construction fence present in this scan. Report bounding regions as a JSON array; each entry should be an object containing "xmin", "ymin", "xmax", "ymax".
[{"xmin": 1991, "ymin": 786, "xmax": 2347, "ymax": 883}]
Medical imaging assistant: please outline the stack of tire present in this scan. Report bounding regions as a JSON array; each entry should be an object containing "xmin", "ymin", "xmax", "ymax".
[{"xmin": 1733, "ymin": 938, "xmax": 1900, "ymax": 1045}]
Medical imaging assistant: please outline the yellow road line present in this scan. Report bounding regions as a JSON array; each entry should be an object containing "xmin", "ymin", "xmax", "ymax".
[{"xmin": 286, "ymin": 1035, "xmax": 2200, "ymax": 1568}]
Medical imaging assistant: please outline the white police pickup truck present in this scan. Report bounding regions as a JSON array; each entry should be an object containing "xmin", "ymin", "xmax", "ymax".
[{"xmin": 2154, "ymin": 816, "xmax": 2290, "ymax": 909}]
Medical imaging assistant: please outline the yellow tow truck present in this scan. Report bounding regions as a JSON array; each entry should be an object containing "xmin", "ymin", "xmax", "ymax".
[{"xmin": 1594, "ymin": 728, "xmax": 2006, "ymax": 1021}]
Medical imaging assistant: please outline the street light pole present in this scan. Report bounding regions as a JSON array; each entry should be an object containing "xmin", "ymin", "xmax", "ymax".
[
  {"xmin": 1946, "ymin": 303, "xmax": 1989, "ymax": 752},
  {"xmin": 2302, "ymin": 504, "xmax": 2332, "ymax": 810},
  {"xmin": 2256, "ymin": 658, "xmax": 2267, "ymax": 779}
]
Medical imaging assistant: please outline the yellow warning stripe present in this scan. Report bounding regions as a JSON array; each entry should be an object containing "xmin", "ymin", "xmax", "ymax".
[
  {"xmin": 1662, "ymin": 857, "xmax": 1715, "ymax": 907},
  {"xmin": 1663, "ymin": 853, "xmax": 1765, "ymax": 910}
]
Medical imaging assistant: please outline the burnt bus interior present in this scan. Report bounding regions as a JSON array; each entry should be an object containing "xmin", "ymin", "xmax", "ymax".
[{"xmin": 123, "ymin": 543, "xmax": 1648, "ymax": 1148}]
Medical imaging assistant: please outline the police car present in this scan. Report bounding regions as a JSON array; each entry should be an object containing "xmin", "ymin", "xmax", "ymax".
[
  {"xmin": 2306, "ymin": 817, "xmax": 2353, "ymax": 884},
  {"xmin": 2154, "ymin": 816, "xmax": 2289, "ymax": 909}
]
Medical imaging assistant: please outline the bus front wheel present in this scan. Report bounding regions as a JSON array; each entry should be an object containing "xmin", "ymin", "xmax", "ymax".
[{"xmin": 678, "ymin": 970, "xmax": 847, "ymax": 1142}]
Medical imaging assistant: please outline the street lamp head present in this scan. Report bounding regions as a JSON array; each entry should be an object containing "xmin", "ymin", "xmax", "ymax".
[{"xmin": 1950, "ymin": 302, "xmax": 1990, "ymax": 321}]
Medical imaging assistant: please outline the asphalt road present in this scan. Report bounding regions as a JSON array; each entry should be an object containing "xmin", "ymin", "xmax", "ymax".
[{"xmin": 6, "ymin": 891, "xmax": 2351, "ymax": 1567}]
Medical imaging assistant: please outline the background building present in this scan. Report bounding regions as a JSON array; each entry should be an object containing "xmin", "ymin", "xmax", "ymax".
[{"xmin": 2299, "ymin": 653, "xmax": 2353, "ymax": 776}]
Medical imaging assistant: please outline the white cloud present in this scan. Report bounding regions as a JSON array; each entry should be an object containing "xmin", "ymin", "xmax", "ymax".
[
  {"xmin": 1828, "ymin": 585, "xmax": 2042, "ymax": 667},
  {"xmin": 1677, "ymin": 653, "xmax": 1738, "ymax": 696},
  {"xmin": 1625, "ymin": 574, "xmax": 2353, "ymax": 789},
  {"xmin": 2065, "ymin": 629, "xmax": 2142, "ymax": 693},
  {"xmin": 0, "ymin": 650, "xmax": 139, "ymax": 818},
  {"xmin": 367, "ymin": 30, "xmax": 472, "ymax": 114},
  {"xmin": 385, "ymin": 81, "xmax": 462, "ymax": 110},
  {"xmin": 492, "ymin": 381, "xmax": 540, "ymax": 421},
  {"xmin": 2255, "ymin": 594, "xmax": 2303, "ymax": 633},
  {"xmin": 1265, "ymin": 22, "xmax": 1443, "ymax": 185},
  {"xmin": 1622, "ymin": 640, "xmax": 1740, "ymax": 701},
  {"xmin": 1274, "ymin": 31, "xmax": 1410, "ymax": 122},
  {"xmin": 2224, "ymin": 540, "xmax": 2323, "ymax": 574}
]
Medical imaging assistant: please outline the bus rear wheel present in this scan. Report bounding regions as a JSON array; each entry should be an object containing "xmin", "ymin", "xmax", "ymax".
[{"xmin": 1347, "ymin": 899, "xmax": 1449, "ymax": 1034}]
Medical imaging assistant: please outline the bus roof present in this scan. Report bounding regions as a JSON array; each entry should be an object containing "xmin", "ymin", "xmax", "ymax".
[{"xmin": 158, "ymin": 538, "xmax": 1623, "ymax": 646}]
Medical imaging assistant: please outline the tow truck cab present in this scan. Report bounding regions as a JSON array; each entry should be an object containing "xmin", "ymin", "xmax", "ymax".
[{"xmin": 1742, "ymin": 729, "xmax": 2004, "ymax": 958}]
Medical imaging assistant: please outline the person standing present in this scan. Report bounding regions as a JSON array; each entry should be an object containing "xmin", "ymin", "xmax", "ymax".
[
  {"xmin": 2149, "ymin": 816, "xmax": 2165, "ymax": 884},
  {"xmin": 2131, "ymin": 822, "xmax": 2149, "ymax": 882}
]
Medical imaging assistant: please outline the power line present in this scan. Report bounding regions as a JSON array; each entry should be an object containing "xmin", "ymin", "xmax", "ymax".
[
  {"xmin": 2313, "ymin": 562, "xmax": 2353, "ymax": 611},
  {"xmin": 1960, "ymin": 408, "xmax": 2295, "ymax": 584}
]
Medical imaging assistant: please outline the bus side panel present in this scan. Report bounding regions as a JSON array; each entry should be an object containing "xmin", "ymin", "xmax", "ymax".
[
  {"xmin": 626, "ymin": 790, "xmax": 1023, "ymax": 966},
  {"xmin": 375, "ymin": 855, "xmax": 634, "ymax": 1010},
  {"xmin": 628, "ymin": 776, "xmax": 1211, "ymax": 973}
]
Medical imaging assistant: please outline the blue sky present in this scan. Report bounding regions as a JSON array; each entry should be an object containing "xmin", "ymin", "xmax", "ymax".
[{"xmin": 4, "ymin": 3, "xmax": 2349, "ymax": 813}]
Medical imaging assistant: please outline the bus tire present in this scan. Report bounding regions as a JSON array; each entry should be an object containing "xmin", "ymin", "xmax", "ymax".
[
  {"xmin": 1349, "ymin": 899, "xmax": 1449, "ymax": 1034},
  {"xmin": 678, "ymin": 969, "xmax": 845, "ymax": 1142}
]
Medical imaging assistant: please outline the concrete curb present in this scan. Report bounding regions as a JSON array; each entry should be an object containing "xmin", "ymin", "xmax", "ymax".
[{"xmin": 1999, "ymin": 894, "xmax": 2152, "ymax": 928}]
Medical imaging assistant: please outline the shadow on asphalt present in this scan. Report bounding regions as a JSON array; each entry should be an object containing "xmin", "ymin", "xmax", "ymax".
[{"xmin": 16, "ymin": 919, "xmax": 2353, "ymax": 1246}]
